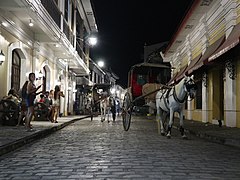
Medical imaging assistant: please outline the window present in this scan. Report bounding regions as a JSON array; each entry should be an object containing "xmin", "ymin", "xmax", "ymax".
[
  {"xmin": 137, "ymin": 75, "xmax": 146, "ymax": 85},
  {"xmin": 42, "ymin": 67, "xmax": 47, "ymax": 92},
  {"xmin": 195, "ymin": 80, "xmax": 202, "ymax": 109},
  {"xmin": 11, "ymin": 50, "xmax": 21, "ymax": 91},
  {"xmin": 64, "ymin": 0, "xmax": 69, "ymax": 21}
]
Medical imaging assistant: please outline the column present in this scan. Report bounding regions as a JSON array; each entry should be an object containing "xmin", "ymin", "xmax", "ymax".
[{"xmin": 202, "ymin": 72, "xmax": 208, "ymax": 123}]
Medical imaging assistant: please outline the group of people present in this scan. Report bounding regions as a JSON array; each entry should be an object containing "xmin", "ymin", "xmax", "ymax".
[
  {"xmin": 37, "ymin": 87, "xmax": 65, "ymax": 124},
  {"xmin": 4, "ymin": 72, "xmax": 65, "ymax": 131}
]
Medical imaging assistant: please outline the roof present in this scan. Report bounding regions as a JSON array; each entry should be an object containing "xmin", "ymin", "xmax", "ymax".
[
  {"xmin": 163, "ymin": 0, "xmax": 216, "ymax": 60},
  {"xmin": 131, "ymin": 62, "xmax": 171, "ymax": 70}
]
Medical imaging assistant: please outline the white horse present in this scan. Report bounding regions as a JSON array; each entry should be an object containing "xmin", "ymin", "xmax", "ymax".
[
  {"xmin": 155, "ymin": 76, "xmax": 197, "ymax": 138},
  {"xmin": 100, "ymin": 96, "xmax": 116, "ymax": 122}
]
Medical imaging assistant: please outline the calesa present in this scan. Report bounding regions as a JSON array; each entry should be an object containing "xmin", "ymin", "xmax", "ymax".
[{"xmin": 155, "ymin": 75, "xmax": 197, "ymax": 139}]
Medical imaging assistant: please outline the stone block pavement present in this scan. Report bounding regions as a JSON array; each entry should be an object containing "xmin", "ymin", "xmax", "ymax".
[
  {"xmin": 0, "ymin": 114, "xmax": 240, "ymax": 156},
  {"xmin": 0, "ymin": 115, "xmax": 90, "ymax": 156}
]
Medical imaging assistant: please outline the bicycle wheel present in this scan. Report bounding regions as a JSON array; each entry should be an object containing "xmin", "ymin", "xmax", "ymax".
[{"xmin": 122, "ymin": 92, "xmax": 132, "ymax": 131}]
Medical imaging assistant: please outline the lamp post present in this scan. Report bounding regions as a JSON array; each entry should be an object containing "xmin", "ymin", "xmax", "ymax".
[
  {"xmin": 97, "ymin": 60, "xmax": 104, "ymax": 68},
  {"xmin": 87, "ymin": 36, "xmax": 97, "ymax": 46},
  {"xmin": 77, "ymin": 34, "xmax": 98, "ymax": 47}
]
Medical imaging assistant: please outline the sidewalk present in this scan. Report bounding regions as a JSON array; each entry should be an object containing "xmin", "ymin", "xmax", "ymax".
[
  {"xmin": 172, "ymin": 118, "xmax": 240, "ymax": 149},
  {"xmin": 0, "ymin": 115, "xmax": 90, "ymax": 156}
]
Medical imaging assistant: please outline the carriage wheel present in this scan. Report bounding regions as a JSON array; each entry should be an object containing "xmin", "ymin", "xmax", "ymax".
[{"xmin": 122, "ymin": 92, "xmax": 132, "ymax": 131}]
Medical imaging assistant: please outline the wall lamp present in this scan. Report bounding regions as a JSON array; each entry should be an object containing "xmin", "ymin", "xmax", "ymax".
[
  {"xmin": 36, "ymin": 70, "xmax": 43, "ymax": 80},
  {"xmin": 29, "ymin": 19, "xmax": 33, "ymax": 27},
  {"xmin": 0, "ymin": 50, "xmax": 5, "ymax": 65}
]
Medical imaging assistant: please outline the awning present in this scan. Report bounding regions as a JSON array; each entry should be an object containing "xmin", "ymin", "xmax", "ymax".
[
  {"xmin": 188, "ymin": 35, "xmax": 225, "ymax": 75},
  {"xmin": 209, "ymin": 23, "xmax": 240, "ymax": 61},
  {"xmin": 185, "ymin": 54, "xmax": 202, "ymax": 76},
  {"xmin": 167, "ymin": 71, "xmax": 179, "ymax": 85},
  {"xmin": 175, "ymin": 65, "xmax": 188, "ymax": 82}
]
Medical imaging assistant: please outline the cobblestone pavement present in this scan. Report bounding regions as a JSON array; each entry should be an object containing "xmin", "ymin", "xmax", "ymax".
[{"xmin": 0, "ymin": 115, "xmax": 240, "ymax": 180}]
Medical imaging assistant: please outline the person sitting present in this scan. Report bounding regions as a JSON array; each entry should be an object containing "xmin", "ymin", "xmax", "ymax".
[
  {"xmin": 3, "ymin": 88, "xmax": 21, "ymax": 105},
  {"xmin": 43, "ymin": 91, "xmax": 53, "ymax": 122},
  {"xmin": 38, "ymin": 94, "xmax": 45, "ymax": 103}
]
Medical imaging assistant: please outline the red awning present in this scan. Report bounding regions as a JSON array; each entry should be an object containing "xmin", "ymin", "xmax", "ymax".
[
  {"xmin": 175, "ymin": 64, "xmax": 188, "ymax": 82},
  {"xmin": 185, "ymin": 54, "xmax": 202, "ymax": 75},
  {"xmin": 167, "ymin": 71, "xmax": 179, "ymax": 85},
  {"xmin": 209, "ymin": 23, "xmax": 240, "ymax": 61},
  {"xmin": 188, "ymin": 35, "xmax": 225, "ymax": 74}
]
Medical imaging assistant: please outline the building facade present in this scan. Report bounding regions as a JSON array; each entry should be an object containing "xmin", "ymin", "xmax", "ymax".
[
  {"xmin": 163, "ymin": 0, "xmax": 240, "ymax": 128},
  {"xmin": 0, "ymin": 0, "xmax": 97, "ymax": 116}
]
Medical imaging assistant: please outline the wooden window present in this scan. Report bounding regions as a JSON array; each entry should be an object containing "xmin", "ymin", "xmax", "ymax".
[
  {"xmin": 195, "ymin": 80, "xmax": 202, "ymax": 109},
  {"xmin": 11, "ymin": 50, "xmax": 21, "ymax": 91},
  {"xmin": 42, "ymin": 67, "xmax": 46, "ymax": 92},
  {"xmin": 64, "ymin": 0, "xmax": 69, "ymax": 21}
]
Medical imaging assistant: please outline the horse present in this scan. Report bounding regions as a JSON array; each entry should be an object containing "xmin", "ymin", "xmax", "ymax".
[
  {"xmin": 100, "ymin": 96, "xmax": 116, "ymax": 122},
  {"xmin": 155, "ymin": 75, "xmax": 197, "ymax": 138}
]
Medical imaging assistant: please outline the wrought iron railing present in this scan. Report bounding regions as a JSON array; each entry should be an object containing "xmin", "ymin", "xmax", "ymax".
[
  {"xmin": 76, "ymin": 41, "xmax": 87, "ymax": 63},
  {"xmin": 40, "ymin": 0, "xmax": 61, "ymax": 28},
  {"xmin": 63, "ymin": 19, "xmax": 74, "ymax": 46}
]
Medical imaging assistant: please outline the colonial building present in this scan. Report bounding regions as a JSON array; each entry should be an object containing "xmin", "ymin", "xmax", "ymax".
[
  {"xmin": 162, "ymin": 0, "xmax": 240, "ymax": 127},
  {"xmin": 0, "ymin": 0, "xmax": 97, "ymax": 116}
]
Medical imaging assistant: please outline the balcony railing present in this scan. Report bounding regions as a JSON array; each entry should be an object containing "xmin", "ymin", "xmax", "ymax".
[
  {"xmin": 63, "ymin": 19, "xmax": 74, "ymax": 46},
  {"xmin": 76, "ymin": 40, "xmax": 87, "ymax": 63},
  {"xmin": 40, "ymin": 0, "xmax": 61, "ymax": 28}
]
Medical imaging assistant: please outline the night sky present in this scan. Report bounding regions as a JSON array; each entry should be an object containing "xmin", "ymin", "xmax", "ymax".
[{"xmin": 90, "ymin": 0, "xmax": 194, "ymax": 88}]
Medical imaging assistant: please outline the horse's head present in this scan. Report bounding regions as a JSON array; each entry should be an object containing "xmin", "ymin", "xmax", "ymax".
[{"xmin": 184, "ymin": 75, "xmax": 197, "ymax": 99}]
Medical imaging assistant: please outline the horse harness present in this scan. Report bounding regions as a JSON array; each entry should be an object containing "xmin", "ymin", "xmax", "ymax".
[{"xmin": 158, "ymin": 80, "xmax": 196, "ymax": 110}]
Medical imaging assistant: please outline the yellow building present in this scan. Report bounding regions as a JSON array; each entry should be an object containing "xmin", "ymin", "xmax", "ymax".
[{"xmin": 163, "ymin": 0, "xmax": 240, "ymax": 127}]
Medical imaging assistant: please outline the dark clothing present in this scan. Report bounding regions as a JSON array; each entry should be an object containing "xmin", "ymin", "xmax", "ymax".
[{"xmin": 26, "ymin": 93, "xmax": 36, "ymax": 107}]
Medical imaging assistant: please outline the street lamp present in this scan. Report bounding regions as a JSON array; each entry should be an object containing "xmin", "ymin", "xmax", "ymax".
[
  {"xmin": 87, "ymin": 36, "xmax": 97, "ymax": 46},
  {"xmin": 77, "ymin": 34, "xmax": 98, "ymax": 47},
  {"xmin": 97, "ymin": 60, "xmax": 104, "ymax": 68}
]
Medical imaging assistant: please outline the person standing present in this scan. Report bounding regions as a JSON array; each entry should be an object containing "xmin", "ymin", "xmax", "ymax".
[
  {"xmin": 25, "ymin": 73, "xmax": 42, "ymax": 131},
  {"xmin": 16, "ymin": 81, "xmax": 28, "ymax": 126},
  {"xmin": 52, "ymin": 85, "xmax": 65, "ymax": 123}
]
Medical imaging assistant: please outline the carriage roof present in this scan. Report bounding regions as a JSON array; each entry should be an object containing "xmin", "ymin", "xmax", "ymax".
[
  {"xmin": 92, "ymin": 83, "xmax": 111, "ymax": 91},
  {"xmin": 130, "ymin": 62, "xmax": 171, "ymax": 70}
]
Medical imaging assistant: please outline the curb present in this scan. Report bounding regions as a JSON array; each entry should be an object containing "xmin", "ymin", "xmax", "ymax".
[
  {"xmin": 0, "ymin": 115, "xmax": 90, "ymax": 156},
  {"xmin": 173, "ymin": 125, "xmax": 240, "ymax": 149}
]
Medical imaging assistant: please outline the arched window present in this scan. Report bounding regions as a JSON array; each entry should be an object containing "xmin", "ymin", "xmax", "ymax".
[
  {"xmin": 11, "ymin": 50, "xmax": 21, "ymax": 91},
  {"xmin": 42, "ymin": 66, "xmax": 47, "ymax": 92}
]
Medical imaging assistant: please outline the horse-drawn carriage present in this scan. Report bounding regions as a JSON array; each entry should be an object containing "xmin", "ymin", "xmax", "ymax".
[
  {"xmin": 122, "ymin": 62, "xmax": 171, "ymax": 130},
  {"xmin": 121, "ymin": 62, "xmax": 198, "ymax": 138},
  {"xmin": 88, "ymin": 83, "xmax": 116, "ymax": 122}
]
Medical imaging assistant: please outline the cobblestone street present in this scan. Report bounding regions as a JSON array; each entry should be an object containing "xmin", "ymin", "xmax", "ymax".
[{"xmin": 0, "ymin": 115, "xmax": 240, "ymax": 179}]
